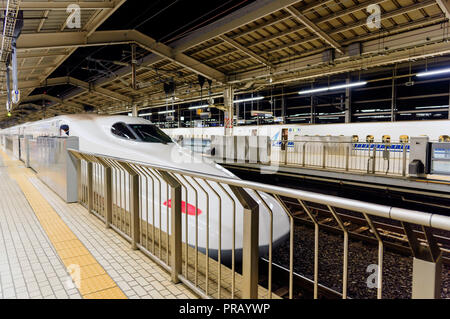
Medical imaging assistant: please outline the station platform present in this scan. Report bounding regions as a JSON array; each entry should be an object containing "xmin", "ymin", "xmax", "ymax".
[
  {"xmin": 220, "ymin": 162, "xmax": 450, "ymax": 195},
  {"xmin": 0, "ymin": 150, "xmax": 197, "ymax": 299}
]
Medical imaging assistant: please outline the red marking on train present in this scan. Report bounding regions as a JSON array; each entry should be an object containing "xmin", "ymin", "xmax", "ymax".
[{"xmin": 163, "ymin": 200, "xmax": 202, "ymax": 216}]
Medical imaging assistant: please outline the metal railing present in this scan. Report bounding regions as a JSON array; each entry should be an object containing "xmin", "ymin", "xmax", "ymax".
[
  {"xmin": 271, "ymin": 140, "xmax": 410, "ymax": 177},
  {"xmin": 173, "ymin": 136, "xmax": 411, "ymax": 177},
  {"xmin": 68, "ymin": 148, "xmax": 449, "ymax": 299}
]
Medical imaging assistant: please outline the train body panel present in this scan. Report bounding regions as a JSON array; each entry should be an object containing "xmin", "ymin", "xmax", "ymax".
[
  {"xmin": 0, "ymin": 114, "xmax": 290, "ymax": 259},
  {"xmin": 164, "ymin": 119, "xmax": 450, "ymax": 143}
]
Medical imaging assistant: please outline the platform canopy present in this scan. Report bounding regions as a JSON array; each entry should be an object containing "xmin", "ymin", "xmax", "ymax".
[{"xmin": 1, "ymin": 0, "xmax": 450, "ymax": 125}]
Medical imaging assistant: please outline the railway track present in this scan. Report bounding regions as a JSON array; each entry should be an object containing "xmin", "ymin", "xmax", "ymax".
[
  {"xmin": 258, "ymin": 198, "xmax": 450, "ymax": 299},
  {"xmin": 259, "ymin": 258, "xmax": 343, "ymax": 299},
  {"xmin": 280, "ymin": 198, "xmax": 450, "ymax": 264}
]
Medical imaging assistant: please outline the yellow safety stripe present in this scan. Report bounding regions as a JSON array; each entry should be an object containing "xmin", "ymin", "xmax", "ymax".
[{"xmin": 0, "ymin": 150, "xmax": 127, "ymax": 299}]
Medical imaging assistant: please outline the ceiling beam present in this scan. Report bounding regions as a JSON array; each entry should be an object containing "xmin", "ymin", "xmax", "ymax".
[
  {"xmin": 228, "ymin": 23, "xmax": 450, "ymax": 84},
  {"xmin": 73, "ymin": 0, "xmax": 304, "ymax": 98},
  {"xmin": 219, "ymin": 35, "xmax": 273, "ymax": 68},
  {"xmin": 16, "ymin": 30, "xmax": 227, "ymax": 83},
  {"xmin": 436, "ymin": 0, "xmax": 450, "ymax": 19},
  {"xmin": 0, "ymin": 76, "xmax": 132, "ymax": 104},
  {"xmin": 1, "ymin": 2, "xmax": 116, "ymax": 10},
  {"xmin": 284, "ymin": 6, "xmax": 344, "ymax": 54},
  {"xmin": 19, "ymin": 0, "xmax": 127, "ymax": 102},
  {"xmin": 19, "ymin": 94, "xmax": 84, "ymax": 110},
  {"xmin": 172, "ymin": 0, "xmax": 303, "ymax": 54},
  {"xmin": 37, "ymin": 10, "xmax": 49, "ymax": 32}
]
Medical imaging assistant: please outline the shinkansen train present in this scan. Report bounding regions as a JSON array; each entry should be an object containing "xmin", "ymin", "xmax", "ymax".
[
  {"xmin": 163, "ymin": 120, "xmax": 450, "ymax": 144},
  {"xmin": 0, "ymin": 115, "xmax": 290, "ymax": 260}
]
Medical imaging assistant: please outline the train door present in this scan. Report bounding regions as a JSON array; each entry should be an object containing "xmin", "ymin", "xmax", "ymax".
[{"xmin": 281, "ymin": 128, "xmax": 288, "ymax": 151}]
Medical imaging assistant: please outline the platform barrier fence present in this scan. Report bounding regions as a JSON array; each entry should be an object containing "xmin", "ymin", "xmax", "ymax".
[
  {"xmin": 68, "ymin": 148, "xmax": 450, "ymax": 300},
  {"xmin": 271, "ymin": 140, "xmax": 410, "ymax": 177},
  {"xmin": 171, "ymin": 135, "xmax": 411, "ymax": 177}
]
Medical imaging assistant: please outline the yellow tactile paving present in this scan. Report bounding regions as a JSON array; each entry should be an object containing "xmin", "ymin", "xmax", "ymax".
[
  {"xmin": 84, "ymin": 287, "xmax": 127, "ymax": 299},
  {"xmin": 0, "ymin": 150, "xmax": 127, "ymax": 299}
]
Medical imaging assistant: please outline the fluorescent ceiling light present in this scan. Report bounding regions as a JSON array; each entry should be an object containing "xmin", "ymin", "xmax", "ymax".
[
  {"xmin": 233, "ymin": 96, "xmax": 264, "ymax": 103},
  {"xmin": 299, "ymin": 81, "xmax": 367, "ymax": 95},
  {"xmin": 188, "ymin": 105, "xmax": 209, "ymax": 110},
  {"xmin": 358, "ymin": 115, "xmax": 391, "ymax": 119},
  {"xmin": 139, "ymin": 112, "xmax": 153, "ymax": 117},
  {"xmin": 158, "ymin": 110, "xmax": 175, "ymax": 114},
  {"xmin": 416, "ymin": 113, "xmax": 432, "ymax": 117},
  {"xmin": 416, "ymin": 67, "xmax": 450, "ymax": 77},
  {"xmin": 360, "ymin": 109, "xmax": 389, "ymax": 113},
  {"xmin": 415, "ymin": 105, "xmax": 446, "ymax": 109}
]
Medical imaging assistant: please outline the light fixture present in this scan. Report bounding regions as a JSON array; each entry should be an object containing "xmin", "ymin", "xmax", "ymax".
[
  {"xmin": 188, "ymin": 104, "xmax": 209, "ymax": 110},
  {"xmin": 415, "ymin": 105, "xmax": 446, "ymax": 110},
  {"xmin": 416, "ymin": 67, "xmax": 450, "ymax": 77},
  {"xmin": 158, "ymin": 110, "xmax": 175, "ymax": 114},
  {"xmin": 233, "ymin": 96, "xmax": 265, "ymax": 103},
  {"xmin": 138, "ymin": 112, "xmax": 153, "ymax": 117},
  {"xmin": 299, "ymin": 81, "xmax": 367, "ymax": 95}
]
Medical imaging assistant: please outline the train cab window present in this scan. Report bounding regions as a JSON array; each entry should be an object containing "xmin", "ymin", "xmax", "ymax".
[
  {"xmin": 127, "ymin": 124, "xmax": 173, "ymax": 144},
  {"xmin": 111, "ymin": 123, "xmax": 136, "ymax": 140},
  {"xmin": 60, "ymin": 125, "xmax": 69, "ymax": 136},
  {"xmin": 439, "ymin": 135, "xmax": 450, "ymax": 142}
]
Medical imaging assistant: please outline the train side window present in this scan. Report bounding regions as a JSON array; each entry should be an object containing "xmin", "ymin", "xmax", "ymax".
[
  {"xmin": 366, "ymin": 135, "xmax": 374, "ymax": 143},
  {"xmin": 111, "ymin": 123, "xmax": 136, "ymax": 140}
]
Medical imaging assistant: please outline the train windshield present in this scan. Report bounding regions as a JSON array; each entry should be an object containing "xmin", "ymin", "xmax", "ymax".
[
  {"xmin": 111, "ymin": 123, "xmax": 137, "ymax": 140},
  {"xmin": 128, "ymin": 124, "xmax": 173, "ymax": 144}
]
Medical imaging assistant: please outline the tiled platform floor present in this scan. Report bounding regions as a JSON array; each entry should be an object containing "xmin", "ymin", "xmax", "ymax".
[{"xmin": 0, "ymin": 154, "xmax": 197, "ymax": 299}]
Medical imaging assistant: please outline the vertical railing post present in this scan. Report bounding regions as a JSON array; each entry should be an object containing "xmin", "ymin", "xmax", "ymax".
[
  {"xmin": 67, "ymin": 150, "xmax": 84, "ymax": 204},
  {"xmin": 302, "ymin": 143, "xmax": 306, "ymax": 167},
  {"xmin": 283, "ymin": 140, "xmax": 288, "ymax": 165},
  {"xmin": 229, "ymin": 186, "xmax": 259, "ymax": 299},
  {"xmin": 402, "ymin": 144, "xmax": 408, "ymax": 177},
  {"xmin": 104, "ymin": 165, "xmax": 113, "ymax": 229},
  {"xmin": 87, "ymin": 160, "xmax": 93, "ymax": 213},
  {"xmin": 345, "ymin": 144, "xmax": 350, "ymax": 172},
  {"xmin": 158, "ymin": 170, "xmax": 182, "ymax": 284},
  {"xmin": 402, "ymin": 222, "xmax": 442, "ymax": 299},
  {"xmin": 322, "ymin": 144, "xmax": 326, "ymax": 169},
  {"xmin": 372, "ymin": 144, "xmax": 377, "ymax": 174},
  {"xmin": 118, "ymin": 162, "xmax": 141, "ymax": 250},
  {"xmin": 96, "ymin": 157, "xmax": 113, "ymax": 229}
]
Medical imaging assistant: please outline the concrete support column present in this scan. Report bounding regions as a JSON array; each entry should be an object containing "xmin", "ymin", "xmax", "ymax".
[
  {"xmin": 448, "ymin": 80, "xmax": 450, "ymax": 119},
  {"xmin": 281, "ymin": 86, "xmax": 286, "ymax": 124},
  {"xmin": 131, "ymin": 104, "xmax": 138, "ymax": 117},
  {"xmin": 131, "ymin": 44, "xmax": 137, "ymax": 91},
  {"xmin": 345, "ymin": 77, "xmax": 352, "ymax": 123},
  {"xmin": 311, "ymin": 96, "xmax": 316, "ymax": 124},
  {"xmin": 391, "ymin": 66, "xmax": 397, "ymax": 122},
  {"xmin": 224, "ymin": 85, "xmax": 234, "ymax": 136}
]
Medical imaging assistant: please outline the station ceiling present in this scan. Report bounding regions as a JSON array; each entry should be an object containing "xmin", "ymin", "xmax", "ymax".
[{"xmin": 1, "ymin": 0, "xmax": 450, "ymax": 126}]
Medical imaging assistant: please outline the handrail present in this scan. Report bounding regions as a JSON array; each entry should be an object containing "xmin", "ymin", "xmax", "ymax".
[{"xmin": 67, "ymin": 148, "xmax": 450, "ymax": 232}]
